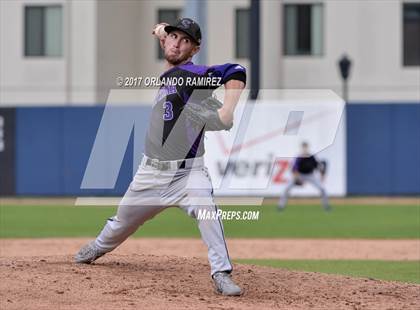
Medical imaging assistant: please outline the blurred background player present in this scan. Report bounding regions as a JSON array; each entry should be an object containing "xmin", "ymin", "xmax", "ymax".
[{"xmin": 278, "ymin": 142, "xmax": 331, "ymax": 211}]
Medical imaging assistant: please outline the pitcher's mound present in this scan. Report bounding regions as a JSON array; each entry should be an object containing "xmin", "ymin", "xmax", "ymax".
[{"xmin": 1, "ymin": 254, "xmax": 419, "ymax": 310}]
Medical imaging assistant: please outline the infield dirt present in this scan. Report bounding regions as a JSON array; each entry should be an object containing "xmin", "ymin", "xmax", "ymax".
[
  {"xmin": 1, "ymin": 238, "xmax": 419, "ymax": 309},
  {"xmin": 1, "ymin": 238, "xmax": 419, "ymax": 260}
]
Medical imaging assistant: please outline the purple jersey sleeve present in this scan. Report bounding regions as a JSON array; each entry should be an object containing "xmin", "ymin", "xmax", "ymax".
[
  {"xmin": 177, "ymin": 62, "xmax": 246, "ymax": 86},
  {"xmin": 207, "ymin": 63, "xmax": 247, "ymax": 85}
]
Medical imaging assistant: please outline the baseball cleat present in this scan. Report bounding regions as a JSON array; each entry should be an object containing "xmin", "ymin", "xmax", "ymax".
[
  {"xmin": 277, "ymin": 205, "xmax": 286, "ymax": 212},
  {"xmin": 212, "ymin": 271, "xmax": 242, "ymax": 296},
  {"xmin": 324, "ymin": 205, "xmax": 332, "ymax": 212},
  {"xmin": 74, "ymin": 241, "xmax": 106, "ymax": 264}
]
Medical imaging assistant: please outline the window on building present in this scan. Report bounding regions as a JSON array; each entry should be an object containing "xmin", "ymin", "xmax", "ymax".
[
  {"xmin": 283, "ymin": 3, "xmax": 323, "ymax": 56},
  {"xmin": 157, "ymin": 9, "xmax": 181, "ymax": 60},
  {"xmin": 403, "ymin": 3, "xmax": 420, "ymax": 66},
  {"xmin": 235, "ymin": 8, "xmax": 250, "ymax": 59},
  {"xmin": 25, "ymin": 6, "xmax": 63, "ymax": 57}
]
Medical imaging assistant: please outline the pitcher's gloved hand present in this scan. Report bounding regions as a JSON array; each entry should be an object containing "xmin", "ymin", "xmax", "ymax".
[{"xmin": 183, "ymin": 97, "xmax": 233, "ymax": 131}]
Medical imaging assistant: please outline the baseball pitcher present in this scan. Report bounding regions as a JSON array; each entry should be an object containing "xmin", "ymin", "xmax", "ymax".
[{"xmin": 75, "ymin": 18, "xmax": 246, "ymax": 296}]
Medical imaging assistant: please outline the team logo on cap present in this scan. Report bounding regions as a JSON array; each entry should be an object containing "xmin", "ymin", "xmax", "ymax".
[{"xmin": 181, "ymin": 19, "xmax": 192, "ymax": 28}]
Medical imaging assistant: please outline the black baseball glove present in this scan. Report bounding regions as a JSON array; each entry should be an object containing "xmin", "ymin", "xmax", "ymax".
[
  {"xmin": 183, "ymin": 96, "xmax": 233, "ymax": 131},
  {"xmin": 294, "ymin": 178, "xmax": 304, "ymax": 186}
]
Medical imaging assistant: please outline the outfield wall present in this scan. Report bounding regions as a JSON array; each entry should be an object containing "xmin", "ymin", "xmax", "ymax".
[
  {"xmin": 0, "ymin": 103, "xmax": 419, "ymax": 196},
  {"xmin": 347, "ymin": 104, "xmax": 420, "ymax": 195}
]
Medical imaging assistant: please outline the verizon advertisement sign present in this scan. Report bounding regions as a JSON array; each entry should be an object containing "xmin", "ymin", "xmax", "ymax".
[{"xmin": 204, "ymin": 91, "xmax": 346, "ymax": 197}]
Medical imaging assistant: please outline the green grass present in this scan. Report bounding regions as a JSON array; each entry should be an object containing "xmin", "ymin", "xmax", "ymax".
[
  {"xmin": 0, "ymin": 204, "xmax": 419, "ymax": 238},
  {"xmin": 236, "ymin": 259, "xmax": 420, "ymax": 284}
]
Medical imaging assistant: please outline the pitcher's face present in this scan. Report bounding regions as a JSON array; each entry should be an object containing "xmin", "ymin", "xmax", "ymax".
[{"xmin": 164, "ymin": 31, "xmax": 199, "ymax": 65}]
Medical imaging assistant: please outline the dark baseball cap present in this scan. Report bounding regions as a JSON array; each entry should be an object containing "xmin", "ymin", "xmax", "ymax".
[{"xmin": 164, "ymin": 18, "xmax": 202, "ymax": 45}]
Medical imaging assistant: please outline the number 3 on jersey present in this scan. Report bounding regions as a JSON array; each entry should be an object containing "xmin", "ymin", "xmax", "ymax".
[{"xmin": 163, "ymin": 101, "xmax": 173, "ymax": 121}]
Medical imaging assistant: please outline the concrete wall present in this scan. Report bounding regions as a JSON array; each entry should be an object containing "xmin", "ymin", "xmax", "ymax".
[
  {"xmin": 1, "ymin": 0, "xmax": 419, "ymax": 106},
  {"xmin": 207, "ymin": 0, "xmax": 250, "ymax": 84},
  {"xmin": 0, "ymin": 0, "xmax": 97, "ymax": 105},
  {"xmin": 95, "ymin": 0, "xmax": 184, "ymax": 103},
  {"xmin": 69, "ymin": 0, "xmax": 97, "ymax": 104},
  {"xmin": 281, "ymin": 0, "xmax": 420, "ymax": 101}
]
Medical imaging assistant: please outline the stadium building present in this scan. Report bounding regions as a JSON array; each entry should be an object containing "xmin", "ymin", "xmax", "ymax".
[{"xmin": 0, "ymin": 0, "xmax": 419, "ymax": 196}]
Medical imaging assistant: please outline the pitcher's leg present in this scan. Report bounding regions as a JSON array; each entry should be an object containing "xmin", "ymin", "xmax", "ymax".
[
  {"xmin": 178, "ymin": 168, "xmax": 233, "ymax": 276},
  {"xmin": 176, "ymin": 167, "xmax": 241, "ymax": 295},
  {"xmin": 181, "ymin": 202, "xmax": 233, "ymax": 275},
  {"xmin": 75, "ymin": 187, "xmax": 165, "ymax": 264},
  {"xmin": 96, "ymin": 203, "xmax": 166, "ymax": 252}
]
